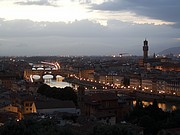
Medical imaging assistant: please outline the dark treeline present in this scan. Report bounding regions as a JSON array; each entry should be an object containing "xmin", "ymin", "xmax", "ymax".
[
  {"xmin": 126, "ymin": 99, "xmax": 180, "ymax": 135},
  {"xmin": 0, "ymin": 119, "xmax": 142, "ymax": 135},
  {"xmin": 0, "ymin": 119, "xmax": 79, "ymax": 135},
  {"xmin": 37, "ymin": 84, "xmax": 77, "ymax": 105}
]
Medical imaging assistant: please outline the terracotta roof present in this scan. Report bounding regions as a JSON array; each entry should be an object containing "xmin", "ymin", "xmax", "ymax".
[
  {"xmin": 84, "ymin": 92, "xmax": 117, "ymax": 104},
  {"xmin": 93, "ymin": 112, "xmax": 115, "ymax": 118},
  {"xmin": 35, "ymin": 99, "xmax": 76, "ymax": 109}
]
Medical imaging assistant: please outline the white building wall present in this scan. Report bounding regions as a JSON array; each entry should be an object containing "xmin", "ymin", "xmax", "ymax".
[{"xmin": 0, "ymin": 104, "xmax": 18, "ymax": 113}]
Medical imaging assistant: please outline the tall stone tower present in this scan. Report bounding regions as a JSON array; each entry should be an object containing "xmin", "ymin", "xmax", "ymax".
[{"xmin": 143, "ymin": 39, "xmax": 149, "ymax": 59}]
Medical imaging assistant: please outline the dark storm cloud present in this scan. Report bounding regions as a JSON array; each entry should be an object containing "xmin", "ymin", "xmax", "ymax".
[
  {"xmin": 0, "ymin": 19, "xmax": 106, "ymax": 37},
  {"xmin": 15, "ymin": 0, "xmax": 58, "ymax": 7},
  {"xmin": 0, "ymin": 18, "xmax": 179, "ymax": 40},
  {"xmin": 0, "ymin": 18, "xmax": 179, "ymax": 56},
  {"xmin": 15, "ymin": 43, "xmax": 29, "ymax": 48},
  {"xmin": 93, "ymin": 0, "xmax": 180, "ymax": 27}
]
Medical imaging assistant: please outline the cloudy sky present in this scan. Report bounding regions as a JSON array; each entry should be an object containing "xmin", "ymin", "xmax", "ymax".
[{"xmin": 0, "ymin": 0, "xmax": 179, "ymax": 56}]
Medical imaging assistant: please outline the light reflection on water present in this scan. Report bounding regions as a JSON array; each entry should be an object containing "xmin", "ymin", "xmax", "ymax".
[
  {"xmin": 45, "ymin": 80, "xmax": 72, "ymax": 88},
  {"xmin": 133, "ymin": 100, "xmax": 178, "ymax": 111}
]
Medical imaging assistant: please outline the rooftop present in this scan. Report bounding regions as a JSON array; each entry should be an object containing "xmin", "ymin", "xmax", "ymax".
[{"xmin": 35, "ymin": 99, "xmax": 76, "ymax": 109}]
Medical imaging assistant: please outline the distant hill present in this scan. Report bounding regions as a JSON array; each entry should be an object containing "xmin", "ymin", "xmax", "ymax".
[{"xmin": 158, "ymin": 47, "xmax": 180, "ymax": 55}]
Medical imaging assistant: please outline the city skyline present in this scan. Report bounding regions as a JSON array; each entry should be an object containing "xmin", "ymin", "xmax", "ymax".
[{"xmin": 0, "ymin": 0, "xmax": 180, "ymax": 56}]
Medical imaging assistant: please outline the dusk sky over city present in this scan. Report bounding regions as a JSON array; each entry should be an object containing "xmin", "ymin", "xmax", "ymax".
[{"xmin": 0, "ymin": 0, "xmax": 180, "ymax": 56}]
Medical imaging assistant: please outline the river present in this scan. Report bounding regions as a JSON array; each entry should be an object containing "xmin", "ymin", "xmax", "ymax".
[
  {"xmin": 45, "ymin": 79, "xmax": 179, "ymax": 111},
  {"xmin": 45, "ymin": 80, "xmax": 72, "ymax": 88}
]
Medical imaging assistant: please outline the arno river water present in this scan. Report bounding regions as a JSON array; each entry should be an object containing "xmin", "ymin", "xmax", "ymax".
[
  {"xmin": 45, "ymin": 80, "xmax": 72, "ymax": 88},
  {"xmin": 45, "ymin": 80, "xmax": 179, "ymax": 112}
]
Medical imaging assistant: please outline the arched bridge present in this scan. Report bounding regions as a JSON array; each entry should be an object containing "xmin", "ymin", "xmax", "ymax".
[{"xmin": 24, "ymin": 61, "xmax": 62, "ymax": 82}]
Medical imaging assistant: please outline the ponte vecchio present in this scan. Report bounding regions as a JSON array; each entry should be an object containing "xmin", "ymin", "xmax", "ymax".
[{"xmin": 24, "ymin": 61, "xmax": 62, "ymax": 82}]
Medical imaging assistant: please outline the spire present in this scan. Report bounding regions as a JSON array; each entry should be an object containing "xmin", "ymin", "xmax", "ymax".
[
  {"xmin": 153, "ymin": 53, "xmax": 156, "ymax": 58},
  {"xmin": 144, "ymin": 39, "xmax": 148, "ymax": 46}
]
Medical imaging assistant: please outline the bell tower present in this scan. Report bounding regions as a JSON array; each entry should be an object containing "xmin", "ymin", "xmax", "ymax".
[{"xmin": 143, "ymin": 39, "xmax": 149, "ymax": 59}]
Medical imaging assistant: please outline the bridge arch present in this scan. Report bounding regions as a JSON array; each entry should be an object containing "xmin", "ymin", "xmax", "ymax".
[
  {"xmin": 43, "ymin": 74, "xmax": 53, "ymax": 83},
  {"xmin": 32, "ymin": 75, "xmax": 41, "ymax": 80},
  {"xmin": 37, "ymin": 67, "xmax": 44, "ymax": 70}
]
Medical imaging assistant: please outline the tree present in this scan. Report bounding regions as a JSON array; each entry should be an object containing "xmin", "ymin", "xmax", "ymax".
[
  {"xmin": 88, "ymin": 124, "xmax": 140, "ymax": 135},
  {"xmin": 152, "ymin": 99, "xmax": 158, "ymax": 109},
  {"xmin": 37, "ymin": 84, "xmax": 77, "ymax": 105},
  {"xmin": 123, "ymin": 77, "xmax": 130, "ymax": 87},
  {"xmin": 0, "ymin": 119, "xmax": 80, "ymax": 135}
]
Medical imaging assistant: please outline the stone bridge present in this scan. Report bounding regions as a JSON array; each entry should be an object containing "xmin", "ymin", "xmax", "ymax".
[{"xmin": 24, "ymin": 69, "xmax": 62, "ymax": 81}]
